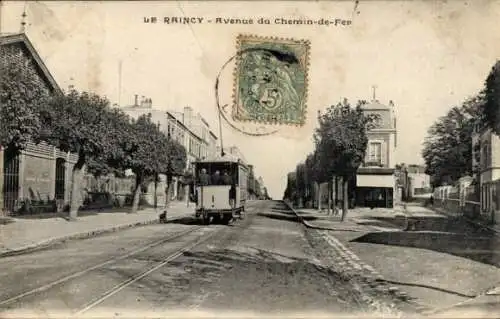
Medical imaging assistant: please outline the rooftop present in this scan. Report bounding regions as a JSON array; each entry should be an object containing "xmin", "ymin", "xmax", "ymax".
[
  {"xmin": 361, "ymin": 100, "xmax": 393, "ymax": 111},
  {"xmin": 1, "ymin": 32, "xmax": 62, "ymax": 94}
]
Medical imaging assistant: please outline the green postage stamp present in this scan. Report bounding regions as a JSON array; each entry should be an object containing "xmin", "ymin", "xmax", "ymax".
[{"xmin": 232, "ymin": 34, "xmax": 311, "ymax": 126}]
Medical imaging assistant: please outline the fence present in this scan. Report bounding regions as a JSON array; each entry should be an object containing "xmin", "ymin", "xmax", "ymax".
[{"xmin": 433, "ymin": 185, "xmax": 481, "ymax": 219}]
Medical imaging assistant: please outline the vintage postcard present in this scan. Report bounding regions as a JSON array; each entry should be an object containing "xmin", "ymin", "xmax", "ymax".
[{"xmin": 1, "ymin": 1, "xmax": 500, "ymax": 318}]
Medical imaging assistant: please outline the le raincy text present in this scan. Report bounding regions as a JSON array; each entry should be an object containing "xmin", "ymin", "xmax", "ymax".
[{"xmin": 143, "ymin": 17, "xmax": 352, "ymax": 26}]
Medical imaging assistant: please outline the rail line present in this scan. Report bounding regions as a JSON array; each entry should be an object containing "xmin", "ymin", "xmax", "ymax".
[
  {"xmin": 73, "ymin": 227, "xmax": 221, "ymax": 316},
  {"xmin": 0, "ymin": 225, "xmax": 204, "ymax": 308}
]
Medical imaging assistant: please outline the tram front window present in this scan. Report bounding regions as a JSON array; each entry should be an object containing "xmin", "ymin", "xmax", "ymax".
[{"xmin": 196, "ymin": 163, "xmax": 237, "ymax": 186}]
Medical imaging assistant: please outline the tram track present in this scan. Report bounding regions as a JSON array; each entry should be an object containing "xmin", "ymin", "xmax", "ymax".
[
  {"xmin": 0, "ymin": 224, "xmax": 207, "ymax": 310},
  {"xmin": 73, "ymin": 227, "xmax": 221, "ymax": 316}
]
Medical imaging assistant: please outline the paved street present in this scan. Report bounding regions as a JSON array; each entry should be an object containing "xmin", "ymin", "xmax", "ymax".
[
  {"xmin": 0, "ymin": 200, "xmax": 392, "ymax": 318},
  {"xmin": 1, "ymin": 200, "xmax": 499, "ymax": 318}
]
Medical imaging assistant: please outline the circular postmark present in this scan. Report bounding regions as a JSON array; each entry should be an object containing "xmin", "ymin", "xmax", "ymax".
[{"xmin": 215, "ymin": 47, "xmax": 281, "ymax": 137}]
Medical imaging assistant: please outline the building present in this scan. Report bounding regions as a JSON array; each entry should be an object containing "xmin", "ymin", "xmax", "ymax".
[
  {"xmin": 169, "ymin": 107, "xmax": 218, "ymax": 161},
  {"xmin": 402, "ymin": 164, "xmax": 432, "ymax": 198},
  {"xmin": 353, "ymin": 98, "xmax": 398, "ymax": 208},
  {"xmin": 0, "ymin": 33, "xmax": 78, "ymax": 213},
  {"xmin": 122, "ymin": 99, "xmax": 218, "ymax": 201},
  {"xmin": 474, "ymin": 124, "xmax": 500, "ymax": 222}
]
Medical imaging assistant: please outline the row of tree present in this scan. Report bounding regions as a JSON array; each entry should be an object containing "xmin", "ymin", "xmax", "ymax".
[
  {"xmin": 1, "ymin": 58, "xmax": 187, "ymax": 220},
  {"xmin": 422, "ymin": 60, "xmax": 500, "ymax": 189},
  {"xmin": 283, "ymin": 99, "xmax": 379, "ymax": 221}
]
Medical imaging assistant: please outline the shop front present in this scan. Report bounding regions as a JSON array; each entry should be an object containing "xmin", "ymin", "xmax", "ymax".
[{"xmin": 355, "ymin": 168, "xmax": 395, "ymax": 208}]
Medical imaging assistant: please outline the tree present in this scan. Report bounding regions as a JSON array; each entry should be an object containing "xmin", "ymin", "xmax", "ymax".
[
  {"xmin": 314, "ymin": 99, "xmax": 379, "ymax": 220},
  {"xmin": 0, "ymin": 56, "xmax": 50, "ymax": 157},
  {"xmin": 484, "ymin": 60, "xmax": 500, "ymax": 135},
  {"xmin": 422, "ymin": 93, "xmax": 484, "ymax": 187},
  {"xmin": 39, "ymin": 89, "xmax": 112, "ymax": 220},
  {"xmin": 164, "ymin": 139, "xmax": 187, "ymax": 203},
  {"xmin": 121, "ymin": 114, "xmax": 170, "ymax": 213}
]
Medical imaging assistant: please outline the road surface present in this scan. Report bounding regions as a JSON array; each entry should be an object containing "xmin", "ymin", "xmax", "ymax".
[{"xmin": 1, "ymin": 200, "xmax": 496, "ymax": 318}]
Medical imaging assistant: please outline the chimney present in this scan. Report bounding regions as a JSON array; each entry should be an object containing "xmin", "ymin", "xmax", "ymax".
[{"xmin": 134, "ymin": 94, "xmax": 138, "ymax": 106}]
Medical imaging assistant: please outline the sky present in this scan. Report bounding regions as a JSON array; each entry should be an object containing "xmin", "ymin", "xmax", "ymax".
[{"xmin": 1, "ymin": 0, "xmax": 500, "ymax": 199}]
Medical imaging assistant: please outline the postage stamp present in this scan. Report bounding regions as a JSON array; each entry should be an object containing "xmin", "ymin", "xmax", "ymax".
[{"xmin": 232, "ymin": 34, "xmax": 311, "ymax": 126}]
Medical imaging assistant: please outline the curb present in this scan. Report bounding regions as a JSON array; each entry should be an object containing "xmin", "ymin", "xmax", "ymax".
[
  {"xmin": 0, "ymin": 213, "xmax": 191, "ymax": 258},
  {"xmin": 281, "ymin": 200, "xmax": 431, "ymax": 314}
]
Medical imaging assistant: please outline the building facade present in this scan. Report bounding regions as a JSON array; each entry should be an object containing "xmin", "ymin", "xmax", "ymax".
[
  {"xmin": 406, "ymin": 165, "xmax": 432, "ymax": 197},
  {"xmin": 477, "ymin": 126, "xmax": 500, "ymax": 222},
  {"xmin": 121, "ymin": 100, "xmax": 218, "ymax": 202},
  {"xmin": 354, "ymin": 99, "xmax": 398, "ymax": 208},
  {"xmin": 0, "ymin": 33, "xmax": 79, "ymax": 214}
]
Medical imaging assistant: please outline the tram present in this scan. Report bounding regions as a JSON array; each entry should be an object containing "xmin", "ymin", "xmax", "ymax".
[{"xmin": 192, "ymin": 154, "xmax": 248, "ymax": 225}]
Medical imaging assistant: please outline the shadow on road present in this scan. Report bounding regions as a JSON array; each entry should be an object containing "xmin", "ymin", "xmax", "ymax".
[
  {"xmin": 258, "ymin": 211, "xmax": 300, "ymax": 223},
  {"xmin": 352, "ymin": 228, "xmax": 500, "ymax": 267},
  {"xmin": 167, "ymin": 216, "xmax": 200, "ymax": 225}
]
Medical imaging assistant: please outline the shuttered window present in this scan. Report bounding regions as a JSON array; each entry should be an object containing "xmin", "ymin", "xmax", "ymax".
[{"xmin": 368, "ymin": 142, "xmax": 382, "ymax": 165}]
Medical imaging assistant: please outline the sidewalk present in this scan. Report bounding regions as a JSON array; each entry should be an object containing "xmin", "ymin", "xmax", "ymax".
[
  {"xmin": 0, "ymin": 201, "xmax": 194, "ymax": 257},
  {"xmin": 287, "ymin": 201, "xmax": 500, "ymax": 313},
  {"xmin": 294, "ymin": 204, "xmax": 447, "ymax": 232},
  {"xmin": 292, "ymin": 203, "xmax": 490, "ymax": 234}
]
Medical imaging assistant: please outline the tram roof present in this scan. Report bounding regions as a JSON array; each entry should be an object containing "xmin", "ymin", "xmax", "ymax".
[{"xmin": 194, "ymin": 153, "xmax": 247, "ymax": 166}]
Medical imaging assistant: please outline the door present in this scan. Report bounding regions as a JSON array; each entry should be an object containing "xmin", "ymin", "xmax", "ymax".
[
  {"xmin": 3, "ymin": 153, "xmax": 20, "ymax": 212},
  {"xmin": 55, "ymin": 158, "xmax": 66, "ymax": 200}
]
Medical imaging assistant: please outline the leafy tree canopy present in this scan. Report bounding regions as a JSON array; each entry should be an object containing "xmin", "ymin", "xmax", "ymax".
[
  {"xmin": 422, "ymin": 93, "xmax": 484, "ymax": 187},
  {"xmin": 314, "ymin": 99, "xmax": 379, "ymax": 179},
  {"xmin": 39, "ymin": 89, "xmax": 111, "ymax": 160},
  {"xmin": 484, "ymin": 60, "xmax": 500, "ymax": 135}
]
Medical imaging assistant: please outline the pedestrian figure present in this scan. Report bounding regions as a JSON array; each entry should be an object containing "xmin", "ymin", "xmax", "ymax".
[
  {"xmin": 211, "ymin": 170, "xmax": 221, "ymax": 185},
  {"xmin": 403, "ymin": 203, "xmax": 417, "ymax": 231},
  {"xmin": 159, "ymin": 210, "xmax": 167, "ymax": 223},
  {"xmin": 199, "ymin": 168, "xmax": 209, "ymax": 186},
  {"xmin": 222, "ymin": 171, "xmax": 232, "ymax": 185}
]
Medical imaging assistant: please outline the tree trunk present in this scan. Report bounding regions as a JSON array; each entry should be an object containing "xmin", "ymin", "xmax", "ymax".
[
  {"xmin": 69, "ymin": 154, "xmax": 86, "ymax": 221},
  {"xmin": 131, "ymin": 174, "xmax": 143, "ymax": 214},
  {"xmin": 165, "ymin": 174, "xmax": 172, "ymax": 207},
  {"xmin": 317, "ymin": 182, "xmax": 322, "ymax": 211},
  {"xmin": 153, "ymin": 174, "xmax": 158, "ymax": 209},
  {"xmin": 334, "ymin": 176, "xmax": 339, "ymax": 211},
  {"xmin": 327, "ymin": 181, "xmax": 332, "ymax": 215},
  {"xmin": 341, "ymin": 176, "xmax": 349, "ymax": 221}
]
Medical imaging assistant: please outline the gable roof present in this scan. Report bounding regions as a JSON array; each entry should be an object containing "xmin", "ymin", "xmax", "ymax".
[{"xmin": 0, "ymin": 33, "xmax": 62, "ymax": 94}]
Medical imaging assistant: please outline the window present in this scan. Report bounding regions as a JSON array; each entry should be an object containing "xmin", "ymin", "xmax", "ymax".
[
  {"xmin": 482, "ymin": 144, "xmax": 489, "ymax": 169},
  {"xmin": 368, "ymin": 142, "xmax": 382, "ymax": 165}
]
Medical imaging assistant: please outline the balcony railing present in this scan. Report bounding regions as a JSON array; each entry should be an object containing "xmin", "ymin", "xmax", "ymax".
[{"xmin": 364, "ymin": 161, "xmax": 384, "ymax": 168}]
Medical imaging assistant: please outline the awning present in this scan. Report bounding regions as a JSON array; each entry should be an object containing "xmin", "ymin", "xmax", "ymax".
[{"xmin": 357, "ymin": 174, "xmax": 394, "ymax": 188}]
